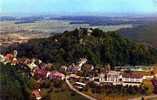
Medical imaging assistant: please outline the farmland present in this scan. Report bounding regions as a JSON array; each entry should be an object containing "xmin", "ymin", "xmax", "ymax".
[{"xmin": 0, "ymin": 19, "xmax": 133, "ymax": 47}]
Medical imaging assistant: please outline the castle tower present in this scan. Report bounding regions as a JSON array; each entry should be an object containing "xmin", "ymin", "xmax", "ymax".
[{"xmin": 13, "ymin": 50, "xmax": 18, "ymax": 58}]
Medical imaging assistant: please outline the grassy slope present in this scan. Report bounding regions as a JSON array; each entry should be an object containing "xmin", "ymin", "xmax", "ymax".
[
  {"xmin": 48, "ymin": 91, "xmax": 88, "ymax": 100},
  {"xmin": 83, "ymin": 90, "xmax": 138, "ymax": 100}
]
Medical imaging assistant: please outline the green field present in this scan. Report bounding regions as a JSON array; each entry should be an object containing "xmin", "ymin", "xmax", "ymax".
[{"xmin": 0, "ymin": 20, "xmax": 133, "ymax": 33}]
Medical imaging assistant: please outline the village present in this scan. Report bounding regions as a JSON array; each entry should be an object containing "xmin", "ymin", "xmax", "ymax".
[{"xmin": 0, "ymin": 50, "xmax": 157, "ymax": 100}]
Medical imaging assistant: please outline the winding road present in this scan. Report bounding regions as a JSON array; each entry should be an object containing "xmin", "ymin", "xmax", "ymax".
[{"xmin": 65, "ymin": 75, "xmax": 97, "ymax": 100}]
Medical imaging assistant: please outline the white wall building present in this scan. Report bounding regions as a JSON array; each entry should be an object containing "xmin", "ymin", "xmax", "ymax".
[
  {"xmin": 106, "ymin": 71, "xmax": 122, "ymax": 85},
  {"xmin": 98, "ymin": 71, "xmax": 145, "ymax": 86}
]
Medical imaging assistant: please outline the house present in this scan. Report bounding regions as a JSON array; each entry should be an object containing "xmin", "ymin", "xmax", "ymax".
[
  {"xmin": 67, "ymin": 63, "xmax": 80, "ymax": 73},
  {"xmin": 47, "ymin": 71, "xmax": 65, "ymax": 80},
  {"xmin": 38, "ymin": 63, "xmax": 47, "ymax": 69},
  {"xmin": 4, "ymin": 55, "xmax": 18, "ymax": 65},
  {"xmin": 82, "ymin": 64, "xmax": 94, "ymax": 72},
  {"xmin": 23, "ymin": 58, "xmax": 31, "ymax": 65},
  {"xmin": 11, "ymin": 57, "xmax": 18, "ymax": 65},
  {"xmin": 33, "ymin": 68, "xmax": 48, "ymax": 79},
  {"xmin": 66, "ymin": 58, "xmax": 88, "ymax": 73},
  {"xmin": 45, "ymin": 63, "xmax": 53, "ymax": 70},
  {"xmin": 27, "ymin": 59, "xmax": 38, "ymax": 70},
  {"xmin": 98, "ymin": 71, "xmax": 122, "ymax": 85},
  {"xmin": 32, "ymin": 89, "xmax": 42, "ymax": 100},
  {"xmin": 99, "ymin": 73, "xmax": 105, "ymax": 82},
  {"xmin": 60, "ymin": 65, "xmax": 68, "ymax": 72},
  {"xmin": 4, "ymin": 53, "xmax": 14, "ymax": 63},
  {"xmin": 122, "ymin": 72, "xmax": 143, "ymax": 86},
  {"xmin": 3, "ymin": 50, "xmax": 18, "ymax": 65}
]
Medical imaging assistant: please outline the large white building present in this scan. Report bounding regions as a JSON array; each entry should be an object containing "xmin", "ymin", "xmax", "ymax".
[
  {"xmin": 99, "ymin": 71, "xmax": 122, "ymax": 85},
  {"xmin": 98, "ymin": 71, "xmax": 145, "ymax": 86},
  {"xmin": 107, "ymin": 71, "xmax": 122, "ymax": 85}
]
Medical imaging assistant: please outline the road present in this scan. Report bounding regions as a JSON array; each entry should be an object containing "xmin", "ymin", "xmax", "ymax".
[{"xmin": 65, "ymin": 75, "xmax": 97, "ymax": 100}]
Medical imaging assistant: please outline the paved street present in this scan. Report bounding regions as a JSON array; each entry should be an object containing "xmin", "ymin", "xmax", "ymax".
[{"xmin": 65, "ymin": 75, "xmax": 97, "ymax": 100}]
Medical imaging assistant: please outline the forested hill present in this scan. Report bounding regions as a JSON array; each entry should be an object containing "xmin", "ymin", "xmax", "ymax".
[
  {"xmin": 118, "ymin": 22, "xmax": 157, "ymax": 48},
  {"xmin": 11, "ymin": 28, "xmax": 157, "ymax": 66}
]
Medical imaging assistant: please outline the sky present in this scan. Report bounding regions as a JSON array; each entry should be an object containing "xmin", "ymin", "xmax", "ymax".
[{"xmin": 0, "ymin": 0, "xmax": 157, "ymax": 16}]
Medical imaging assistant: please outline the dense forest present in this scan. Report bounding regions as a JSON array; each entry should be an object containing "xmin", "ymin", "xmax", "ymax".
[
  {"xmin": 8, "ymin": 28, "xmax": 157, "ymax": 66},
  {"xmin": 0, "ymin": 63, "xmax": 33, "ymax": 100}
]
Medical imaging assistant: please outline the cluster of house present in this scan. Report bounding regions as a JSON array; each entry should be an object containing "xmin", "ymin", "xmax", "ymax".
[
  {"xmin": 33, "ymin": 68, "xmax": 65, "ymax": 80},
  {"xmin": 98, "ymin": 69, "xmax": 155, "ymax": 87},
  {"xmin": 1, "ymin": 50, "xmax": 157, "ymax": 99},
  {"xmin": 68, "ymin": 64, "xmax": 156, "ymax": 89},
  {"xmin": 0, "ymin": 50, "xmax": 66, "ymax": 80},
  {"xmin": 0, "ymin": 50, "xmax": 65, "ymax": 100},
  {"xmin": 60, "ymin": 58, "xmax": 93, "ymax": 73},
  {"xmin": 0, "ymin": 50, "xmax": 18, "ymax": 65},
  {"xmin": 0, "ymin": 50, "xmax": 93, "ymax": 100}
]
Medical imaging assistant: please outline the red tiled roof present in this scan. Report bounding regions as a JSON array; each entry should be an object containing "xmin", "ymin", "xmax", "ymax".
[
  {"xmin": 34, "ymin": 68, "xmax": 48, "ymax": 78},
  {"xmin": 49, "ymin": 71, "xmax": 65, "ymax": 78},
  {"xmin": 32, "ymin": 90, "xmax": 41, "ymax": 98},
  {"xmin": 4, "ymin": 53, "xmax": 13, "ymax": 61},
  {"xmin": 122, "ymin": 72, "xmax": 143, "ymax": 79}
]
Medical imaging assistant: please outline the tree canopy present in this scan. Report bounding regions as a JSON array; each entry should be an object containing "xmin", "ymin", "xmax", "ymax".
[
  {"xmin": 0, "ymin": 63, "xmax": 32, "ymax": 100},
  {"xmin": 10, "ymin": 28, "xmax": 157, "ymax": 66}
]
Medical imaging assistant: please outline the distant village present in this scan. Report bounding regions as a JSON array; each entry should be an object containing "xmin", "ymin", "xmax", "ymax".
[{"xmin": 0, "ymin": 50, "xmax": 157, "ymax": 100}]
